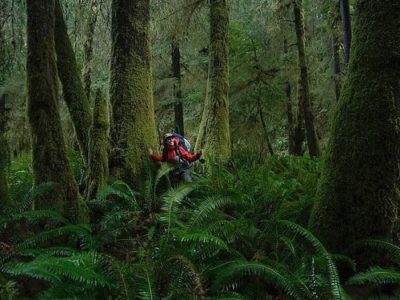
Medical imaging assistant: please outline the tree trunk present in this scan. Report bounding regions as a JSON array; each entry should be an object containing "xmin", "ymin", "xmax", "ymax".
[
  {"xmin": 340, "ymin": 0, "xmax": 352, "ymax": 65},
  {"xmin": 309, "ymin": 0, "xmax": 400, "ymax": 263},
  {"xmin": 284, "ymin": 38, "xmax": 296, "ymax": 155},
  {"xmin": 109, "ymin": 0, "xmax": 158, "ymax": 187},
  {"xmin": 293, "ymin": 0, "xmax": 319, "ymax": 157},
  {"xmin": 172, "ymin": 41, "xmax": 184, "ymax": 136},
  {"xmin": 86, "ymin": 89, "xmax": 109, "ymax": 200},
  {"xmin": 27, "ymin": 0, "xmax": 87, "ymax": 223},
  {"xmin": 54, "ymin": 0, "xmax": 92, "ymax": 166},
  {"xmin": 196, "ymin": 0, "xmax": 231, "ymax": 160},
  {"xmin": 82, "ymin": 0, "xmax": 98, "ymax": 101},
  {"xmin": 257, "ymin": 95, "xmax": 274, "ymax": 156},
  {"xmin": 293, "ymin": 86, "xmax": 305, "ymax": 156},
  {"xmin": 331, "ymin": 1, "xmax": 342, "ymax": 102},
  {"xmin": 0, "ymin": 94, "xmax": 12, "ymax": 209}
]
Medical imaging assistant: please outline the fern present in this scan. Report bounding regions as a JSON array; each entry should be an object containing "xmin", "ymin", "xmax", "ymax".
[
  {"xmin": 160, "ymin": 184, "xmax": 197, "ymax": 236},
  {"xmin": 0, "ymin": 209, "xmax": 69, "ymax": 228},
  {"xmin": 211, "ymin": 260, "xmax": 307, "ymax": 299},
  {"xmin": 17, "ymin": 224, "xmax": 96, "ymax": 250},
  {"xmin": 347, "ymin": 267, "xmax": 400, "ymax": 286},
  {"xmin": 3, "ymin": 252, "xmax": 110, "ymax": 288},
  {"xmin": 276, "ymin": 220, "xmax": 343, "ymax": 300},
  {"xmin": 189, "ymin": 196, "xmax": 237, "ymax": 229},
  {"xmin": 174, "ymin": 230, "xmax": 230, "ymax": 253},
  {"xmin": 352, "ymin": 239, "xmax": 400, "ymax": 265}
]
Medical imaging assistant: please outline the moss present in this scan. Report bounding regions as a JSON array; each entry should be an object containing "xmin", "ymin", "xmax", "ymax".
[
  {"xmin": 54, "ymin": 0, "xmax": 92, "ymax": 166},
  {"xmin": 109, "ymin": 0, "xmax": 158, "ymax": 188},
  {"xmin": 26, "ymin": 0, "xmax": 88, "ymax": 223},
  {"xmin": 86, "ymin": 89, "xmax": 109, "ymax": 200},
  {"xmin": 196, "ymin": 0, "xmax": 231, "ymax": 161},
  {"xmin": 309, "ymin": 0, "xmax": 400, "ymax": 262}
]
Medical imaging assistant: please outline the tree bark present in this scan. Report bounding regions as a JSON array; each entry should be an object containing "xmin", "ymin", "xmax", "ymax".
[
  {"xmin": 257, "ymin": 95, "xmax": 274, "ymax": 156},
  {"xmin": 82, "ymin": 0, "xmax": 98, "ymax": 101},
  {"xmin": 340, "ymin": 0, "xmax": 352, "ymax": 65},
  {"xmin": 196, "ymin": 0, "xmax": 231, "ymax": 160},
  {"xmin": 172, "ymin": 41, "xmax": 184, "ymax": 136},
  {"xmin": 109, "ymin": 0, "xmax": 158, "ymax": 187},
  {"xmin": 309, "ymin": 0, "xmax": 400, "ymax": 263},
  {"xmin": 0, "ymin": 94, "xmax": 12, "ymax": 209},
  {"xmin": 54, "ymin": 0, "xmax": 92, "ymax": 166},
  {"xmin": 293, "ymin": 0, "xmax": 319, "ymax": 157},
  {"xmin": 86, "ymin": 89, "xmax": 109, "ymax": 200},
  {"xmin": 27, "ymin": 0, "xmax": 87, "ymax": 223}
]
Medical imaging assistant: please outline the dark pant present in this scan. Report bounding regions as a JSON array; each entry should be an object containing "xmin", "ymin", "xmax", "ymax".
[{"xmin": 171, "ymin": 167, "xmax": 193, "ymax": 185}]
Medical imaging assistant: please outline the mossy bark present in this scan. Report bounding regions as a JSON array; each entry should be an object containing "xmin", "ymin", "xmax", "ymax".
[
  {"xmin": 0, "ymin": 94, "xmax": 12, "ymax": 209},
  {"xmin": 54, "ymin": 0, "xmax": 92, "ymax": 166},
  {"xmin": 284, "ymin": 38, "xmax": 296, "ymax": 155},
  {"xmin": 293, "ymin": 0, "xmax": 319, "ymax": 157},
  {"xmin": 196, "ymin": 0, "xmax": 231, "ymax": 160},
  {"xmin": 172, "ymin": 41, "xmax": 184, "ymax": 136},
  {"xmin": 86, "ymin": 89, "xmax": 109, "ymax": 200},
  {"xmin": 27, "ymin": 0, "xmax": 87, "ymax": 223},
  {"xmin": 83, "ymin": 1, "xmax": 98, "ymax": 101},
  {"xmin": 309, "ymin": 0, "xmax": 400, "ymax": 259},
  {"xmin": 109, "ymin": 0, "xmax": 158, "ymax": 187}
]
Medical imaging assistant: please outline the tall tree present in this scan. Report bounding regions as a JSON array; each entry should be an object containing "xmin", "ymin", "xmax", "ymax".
[
  {"xmin": 310, "ymin": 0, "xmax": 400, "ymax": 262},
  {"xmin": 293, "ymin": 0, "xmax": 319, "ymax": 157},
  {"xmin": 26, "ymin": 0, "xmax": 87, "ymax": 222},
  {"xmin": 86, "ymin": 89, "xmax": 109, "ymax": 200},
  {"xmin": 0, "ymin": 94, "xmax": 12, "ymax": 209},
  {"xmin": 82, "ymin": 0, "xmax": 98, "ymax": 101},
  {"xmin": 340, "ymin": 0, "xmax": 352, "ymax": 65},
  {"xmin": 54, "ymin": 0, "xmax": 92, "ymax": 166},
  {"xmin": 109, "ymin": 0, "xmax": 158, "ymax": 186},
  {"xmin": 171, "ymin": 40, "xmax": 184, "ymax": 136},
  {"xmin": 195, "ymin": 0, "xmax": 231, "ymax": 160}
]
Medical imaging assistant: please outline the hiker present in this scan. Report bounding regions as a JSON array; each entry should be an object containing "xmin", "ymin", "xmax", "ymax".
[{"xmin": 149, "ymin": 133, "xmax": 203, "ymax": 184}]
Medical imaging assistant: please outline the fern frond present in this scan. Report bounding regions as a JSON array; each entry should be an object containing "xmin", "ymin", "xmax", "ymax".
[
  {"xmin": 347, "ymin": 267, "xmax": 400, "ymax": 286},
  {"xmin": 168, "ymin": 255, "xmax": 204, "ymax": 295},
  {"xmin": 154, "ymin": 164, "xmax": 174, "ymax": 193},
  {"xmin": 276, "ymin": 220, "xmax": 342, "ymax": 300},
  {"xmin": 17, "ymin": 224, "xmax": 95, "ymax": 250},
  {"xmin": 3, "ymin": 252, "xmax": 109, "ymax": 287},
  {"xmin": 95, "ymin": 183, "xmax": 138, "ymax": 210},
  {"xmin": 175, "ymin": 231, "xmax": 229, "ymax": 252},
  {"xmin": 160, "ymin": 184, "xmax": 197, "ymax": 236},
  {"xmin": 18, "ymin": 246, "xmax": 77, "ymax": 258},
  {"xmin": 0, "ymin": 210, "xmax": 69, "ymax": 228},
  {"xmin": 189, "ymin": 196, "xmax": 236, "ymax": 229},
  {"xmin": 211, "ymin": 260, "xmax": 304, "ymax": 299},
  {"xmin": 352, "ymin": 239, "xmax": 400, "ymax": 265}
]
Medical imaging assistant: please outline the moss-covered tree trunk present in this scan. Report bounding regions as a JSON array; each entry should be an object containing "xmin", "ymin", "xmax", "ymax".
[
  {"xmin": 109, "ymin": 0, "xmax": 158, "ymax": 187},
  {"xmin": 82, "ymin": 0, "xmax": 98, "ymax": 101},
  {"xmin": 309, "ymin": 0, "xmax": 400, "ymax": 260},
  {"xmin": 0, "ymin": 94, "xmax": 12, "ymax": 209},
  {"xmin": 86, "ymin": 89, "xmax": 109, "ymax": 200},
  {"xmin": 172, "ymin": 40, "xmax": 184, "ymax": 136},
  {"xmin": 27, "ymin": 0, "xmax": 87, "ymax": 223},
  {"xmin": 340, "ymin": 0, "xmax": 352, "ymax": 65},
  {"xmin": 196, "ymin": 0, "xmax": 231, "ymax": 160},
  {"xmin": 331, "ymin": 1, "xmax": 342, "ymax": 101},
  {"xmin": 54, "ymin": 0, "xmax": 92, "ymax": 166},
  {"xmin": 293, "ymin": 0, "xmax": 319, "ymax": 157}
]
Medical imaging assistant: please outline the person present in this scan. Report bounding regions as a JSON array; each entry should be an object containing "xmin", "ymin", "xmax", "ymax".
[{"xmin": 149, "ymin": 134, "xmax": 203, "ymax": 184}]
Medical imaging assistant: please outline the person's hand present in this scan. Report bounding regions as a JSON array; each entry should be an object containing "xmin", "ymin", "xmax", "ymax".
[{"xmin": 148, "ymin": 148, "xmax": 154, "ymax": 156}]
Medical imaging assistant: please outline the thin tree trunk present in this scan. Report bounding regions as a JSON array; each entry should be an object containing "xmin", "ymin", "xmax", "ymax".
[
  {"xmin": 293, "ymin": 85, "xmax": 305, "ymax": 156},
  {"xmin": 109, "ymin": 0, "xmax": 158, "ymax": 187},
  {"xmin": 82, "ymin": 0, "xmax": 98, "ymax": 101},
  {"xmin": 284, "ymin": 38, "xmax": 296, "ymax": 154},
  {"xmin": 172, "ymin": 41, "xmax": 184, "ymax": 136},
  {"xmin": 257, "ymin": 95, "xmax": 274, "ymax": 156},
  {"xmin": 196, "ymin": 0, "xmax": 231, "ymax": 160},
  {"xmin": 27, "ymin": 0, "xmax": 87, "ymax": 223},
  {"xmin": 310, "ymin": 0, "xmax": 400, "ymax": 265},
  {"xmin": 340, "ymin": 0, "xmax": 352, "ymax": 65},
  {"xmin": 293, "ymin": 0, "xmax": 319, "ymax": 157},
  {"xmin": 54, "ymin": 0, "xmax": 92, "ymax": 166},
  {"xmin": 0, "ymin": 94, "xmax": 12, "ymax": 209},
  {"xmin": 86, "ymin": 89, "xmax": 109, "ymax": 200},
  {"xmin": 332, "ymin": 33, "xmax": 341, "ymax": 101}
]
